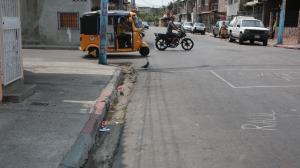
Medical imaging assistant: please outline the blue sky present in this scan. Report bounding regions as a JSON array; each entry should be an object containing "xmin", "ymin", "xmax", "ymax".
[{"xmin": 135, "ymin": 0, "xmax": 173, "ymax": 7}]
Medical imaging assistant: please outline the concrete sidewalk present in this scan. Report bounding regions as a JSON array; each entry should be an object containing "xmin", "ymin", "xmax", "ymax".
[
  {"xmin": 268, "ymin": 39, "xmax": 300, "ymax": 50},
  {"xmin": 273, "ymin": 44, "xmax": 300, "ymax": 50},
  {"xmin": 0, "ymin": 49, "xmax": 121, "ymax": 168}
]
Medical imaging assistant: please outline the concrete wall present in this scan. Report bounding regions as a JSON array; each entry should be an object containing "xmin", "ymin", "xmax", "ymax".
[
  {"xmin": 21, "ymin": 0, "xmax": 92, "ymax": 46},
  {"xmin": 227, "ymin": 0, "xmax": 239, "ymax": 19},
  {"xmin": 218, "ymin": 0, "xmax": 228, "ymax": 13},
  {"xmin": 274, "ymin": 27, "xmax": 299, "ymax": 45}
]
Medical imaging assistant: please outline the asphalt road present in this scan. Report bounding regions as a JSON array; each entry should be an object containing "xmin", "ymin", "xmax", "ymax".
[{"xmin": 112, "ymin": 27, "xmax": 300, "ymax": 168}]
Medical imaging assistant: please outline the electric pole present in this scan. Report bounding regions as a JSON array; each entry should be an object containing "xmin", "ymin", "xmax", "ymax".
[
  {"xmin": 99, "ymin": 0, "xmax": 108, "ymax": 65},
  {"xmin": 195, "ymin": 0, "xmax": 198, "ymax": 22},
  {"xmin": 132, "ymin": 0, "xmax": 135, "ymax": 8},
  {"xmin": 277, "ymin": 0, "xmax": 286, "ymax": 45}
]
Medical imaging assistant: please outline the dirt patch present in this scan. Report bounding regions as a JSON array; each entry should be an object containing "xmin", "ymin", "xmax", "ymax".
[{"xmin": 84, "ymin": 64, "xmax": 137, "ymax": 168}]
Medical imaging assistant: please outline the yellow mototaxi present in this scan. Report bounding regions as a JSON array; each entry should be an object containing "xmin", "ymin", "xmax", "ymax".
[{"xmin": 79, "ymin": 10, "xmax": 150, "ymax": 57}]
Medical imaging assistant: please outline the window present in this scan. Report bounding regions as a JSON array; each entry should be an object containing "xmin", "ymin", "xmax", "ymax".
[
  {"xmin": 58, "ymin": 12, "xmax": 79, "ymax": 29},
  {"xmin": 242, "ymin": 20, "xmax": 264, "ymax": 27}
]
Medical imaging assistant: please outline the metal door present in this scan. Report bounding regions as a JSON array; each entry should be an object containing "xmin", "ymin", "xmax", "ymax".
[
  {"xmin": 0, "ymin": 0, "xmax": 23, "ymax": 86},
  {"xmin": 2, "ymin": 26, "xmax": 22, "ymax": 85}
]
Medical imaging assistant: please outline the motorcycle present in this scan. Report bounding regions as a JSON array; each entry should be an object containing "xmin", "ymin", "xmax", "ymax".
[{"xmin": 154, "ymin": 30, "xmax": 194, "ymax": 51}]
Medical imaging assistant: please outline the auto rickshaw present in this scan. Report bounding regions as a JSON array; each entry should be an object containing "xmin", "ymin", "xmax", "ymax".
[{"xmin": 79, "ymin": 10, "xmax": 150, "ymax": 57}]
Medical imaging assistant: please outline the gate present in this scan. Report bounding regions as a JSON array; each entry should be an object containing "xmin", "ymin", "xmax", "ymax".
[{"xmin": 0, "ymin": 0, "xmax": 23, "ymax": 86}]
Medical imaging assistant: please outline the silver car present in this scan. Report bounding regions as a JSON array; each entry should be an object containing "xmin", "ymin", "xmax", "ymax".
[
  {"xmin": 192, "ymin": 22, "xmax": 206, "ymax": 35},
  {"xmin": 182, "ymin": 22, "xmax": 193, "ymax": 32}
]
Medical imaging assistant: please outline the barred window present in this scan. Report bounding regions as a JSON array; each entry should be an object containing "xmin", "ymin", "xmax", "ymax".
[{"xmin": 58, "ymin": 12, "xmax": 79, "ymax": 29}]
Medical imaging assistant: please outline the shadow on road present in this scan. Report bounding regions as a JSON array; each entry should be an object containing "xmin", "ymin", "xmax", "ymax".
[{"xmin": 82, "ymin": 54, "xmax": 145, "ymax": 60}]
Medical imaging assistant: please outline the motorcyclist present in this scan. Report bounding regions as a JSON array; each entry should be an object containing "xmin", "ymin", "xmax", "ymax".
[
  {"xmin": 166, "ymin": 15, "xmax": 180, "ymax": 42},
  {"xmin": 219, "ymin": 21, "xmax": 228, "ymax": 39}
]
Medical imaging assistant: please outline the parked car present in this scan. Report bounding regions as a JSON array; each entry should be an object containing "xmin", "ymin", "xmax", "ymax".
[
  {"xmin": 228, "ymin": 18, "xmax": 269, "ymax": 46},
  {"xmin": 182, "ymin": 22, "xmax": 193, "ymax": 32},
  {"xmin": 227, "ymin": 16, "xmax": 254, "ymax": 36},
  {"xmin": 212, "ymin": 20, "xmax": 229, "ymax": 37},
  {"xmin": 142, "ymin": 21, "xmax": 149, "ymax": 29},
  {"xmin": 192, "ymin": 22, "xmax": 206, "ymax": 34}
]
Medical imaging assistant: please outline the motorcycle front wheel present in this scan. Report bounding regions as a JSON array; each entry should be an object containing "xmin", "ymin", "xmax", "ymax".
[
  {"xmin": 155, "ymin": 38, "xmax": 168, "ymax": 51},
  {"xmin": 181, "ymin": 38, "xmax": 194, "ymax": 51}
]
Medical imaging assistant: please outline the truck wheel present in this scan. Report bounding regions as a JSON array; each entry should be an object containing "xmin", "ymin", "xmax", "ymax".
[
  {"xmin": 263, "ymin": 40, "xmax": 268, "ymax": 46},
  {"xmin": 239, "ymin": 35, "xmax": 243, "ymax": 45},
  {"xmin": 229, "ymin": 33, "xmax": 234, "ymax": 42},
  {"xmin": 139, "ymin": 47, "xmax": 150, "ymax": 57}
]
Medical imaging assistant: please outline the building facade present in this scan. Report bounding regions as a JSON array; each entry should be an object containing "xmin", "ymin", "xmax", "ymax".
[
  {"xmin": 21, "ymin": 0, "xmax": 92, "ymax": 46},
  {"xmin": 20, "ymin": 0, "xmax": 127, "ymax": 46}
]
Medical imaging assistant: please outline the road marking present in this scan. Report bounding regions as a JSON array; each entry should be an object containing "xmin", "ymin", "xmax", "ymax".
[
  {"xmin": 241, "ymin": 110, "xmax": 277, "ymax": 131},
  {"xmin": 234, "ymin": 85, "xmax": 300, "ymax": 89},
  {"xmin": 210, "ymin": 70, "xmax": 236, "ymax": 88},
  {"xmin": 210, "ymin": 70, "xmax": 300, "ymax": 89}
]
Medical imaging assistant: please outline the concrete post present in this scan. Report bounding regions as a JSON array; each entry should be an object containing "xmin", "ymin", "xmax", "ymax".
[
  {"xmin": 298, "ymin": 10, "xmax": 300, "ymax": 44},
  {"xmin": 277, "ymin": 0, "xmax": 286, "ymax": 44},
  {"xmin": 99, "ymin": 0, "xmax": 108, "ymax": 65},
  {"xmin": 195, "ymin": 0, "xmax": 198, "ymax": 22},
  {"xmin": 0, "ymin": 80, "xmax": 2, "ymax": 103}
]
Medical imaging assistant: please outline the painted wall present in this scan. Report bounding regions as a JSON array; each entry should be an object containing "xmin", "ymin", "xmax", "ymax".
[
  {"xmin": 274, "ymin": 27, "xmax": 299, "ymax": 45},
  {"xmin": 227, "ymin": 0, "xmax": 239, "ymax": 19},
  {"xmin": 21, "ymin": 0, "xmax": 92, "ymax": 46},
  {"xmin": 218, "ymin": 0, "xmax": 228, "ymax": 13}
]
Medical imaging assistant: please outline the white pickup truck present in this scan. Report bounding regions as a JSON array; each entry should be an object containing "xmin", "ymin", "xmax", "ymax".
[{"xmin": 228, "ymin": 16, "xmax": 269, "ymax": 46}]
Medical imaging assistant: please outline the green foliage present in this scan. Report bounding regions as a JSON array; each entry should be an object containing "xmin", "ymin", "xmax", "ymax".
[{"xmin": 137, "ymin": 8, "xmax": 165, "ymax": 23}]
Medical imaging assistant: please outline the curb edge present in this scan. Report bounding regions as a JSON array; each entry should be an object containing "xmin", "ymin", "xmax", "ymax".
[{"xmin": 58, "ymin": 68, "xmax": 123, "ymax": 168}]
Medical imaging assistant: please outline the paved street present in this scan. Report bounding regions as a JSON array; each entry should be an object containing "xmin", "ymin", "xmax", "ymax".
[
  {"xmin": 112, "ymin": 27, "xmax": 300, "ymax": 168},
  {"xmin": 0, "ymin": 50, "xmax": 117, "ymax": 168}
]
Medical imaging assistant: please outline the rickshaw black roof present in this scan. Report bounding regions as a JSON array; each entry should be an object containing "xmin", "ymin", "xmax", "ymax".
[{"xmin": 82, "ymin": 10, "xmax": 131, "ymax": 17}]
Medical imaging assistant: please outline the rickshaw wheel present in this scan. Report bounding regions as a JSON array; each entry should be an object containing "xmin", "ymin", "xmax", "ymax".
[
  {"xmin": 139, "ymin": 47, "xmax": 150, "ymax": 57},
  {"xmin": 88, "ymin": 47, "xmax": 99, "ymax": 57}
]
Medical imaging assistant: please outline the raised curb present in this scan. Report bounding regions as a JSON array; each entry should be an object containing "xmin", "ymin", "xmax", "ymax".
[
  {"xmin": 23, "ymin": 45, "xmax": 78, "ymax": 50},
  {"xmin": 58, "ymin": 68, "xmax": 123, "ymax": 168},
  {"xmin": 273, "ymin": 45, "xmax": 300, "ymax": 50},
  {"xmin": 3, "ymin": 84, "xmax": 36, "ymax": 103}
]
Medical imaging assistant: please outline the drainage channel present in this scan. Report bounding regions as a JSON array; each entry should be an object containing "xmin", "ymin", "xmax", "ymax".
[{"xmin": 83, "ymin": 64, "xmax": 137, "ymax": 168}]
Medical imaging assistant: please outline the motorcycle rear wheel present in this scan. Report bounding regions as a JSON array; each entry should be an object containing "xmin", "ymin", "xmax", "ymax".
[
  {"xmin": 181, "ymin": 38, "xmax": 194, "ymax": 51},
  {"xmin": 155, "ymin": 38, "xmax": 168, "ymax": 51}
]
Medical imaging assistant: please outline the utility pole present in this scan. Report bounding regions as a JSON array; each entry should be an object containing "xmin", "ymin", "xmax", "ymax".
[
  {"xmin": 99, "ymin": 0, "xmax": 108, "ymax": 65},
  {"xmin": 195, "ymin": 0, "xmax": 198, "ymax": 22},
  {"xmin": 132, "ymin": 0, "xmax": 135, "ymax": 8},
  {"xmin": 277, "ymin": 0, "xmax": 286, "ymax": 45}
]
